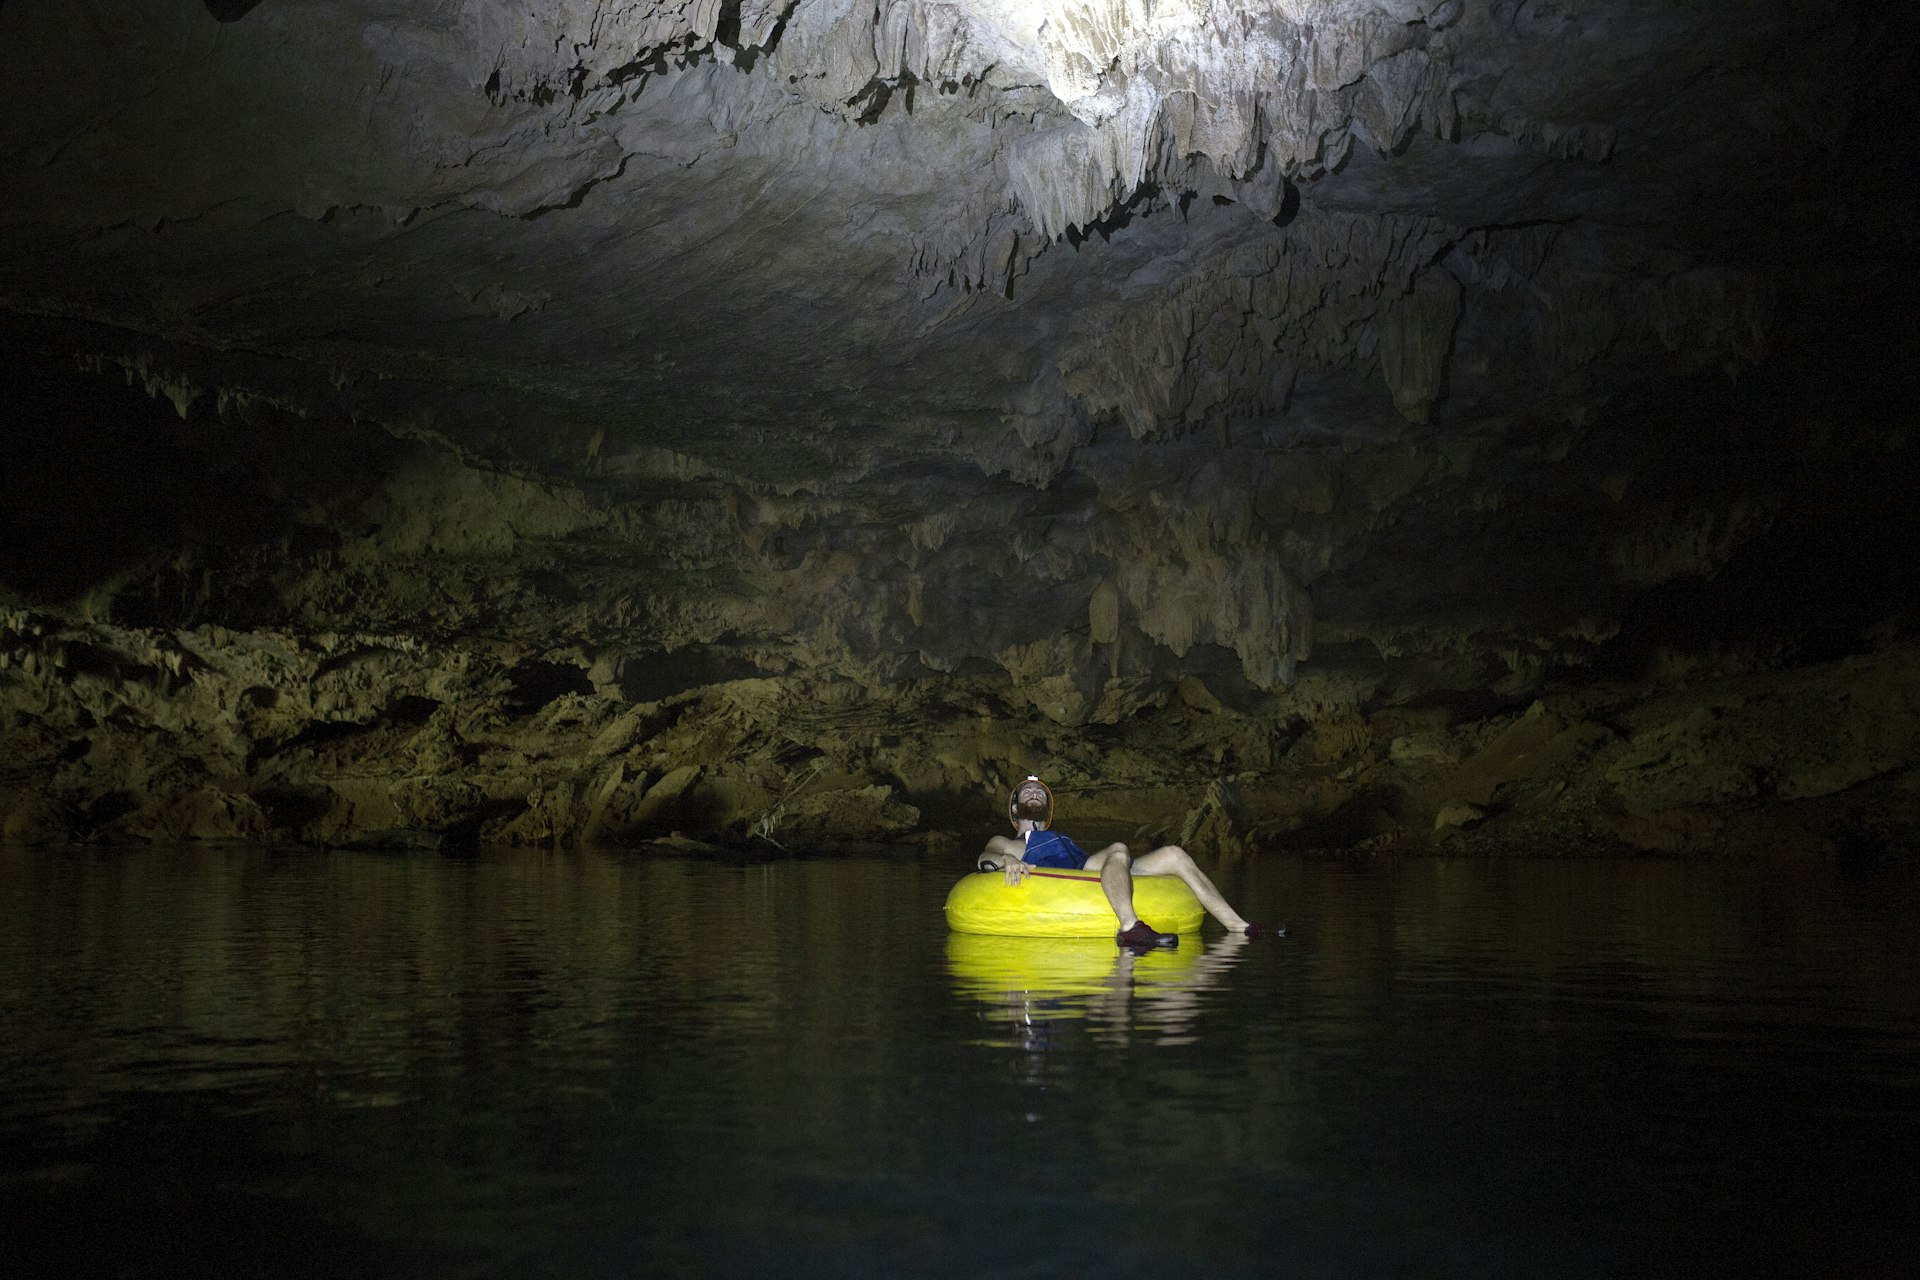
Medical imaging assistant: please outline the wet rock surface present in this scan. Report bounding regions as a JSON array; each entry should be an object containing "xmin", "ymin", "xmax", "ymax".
[
  {"xmin": 7, "ymin": 590, "xmax": 1920, "ymax": 857},
  {"xmin": 2, "ymin": 1, "xmax": 1917, "ymax": 856}
]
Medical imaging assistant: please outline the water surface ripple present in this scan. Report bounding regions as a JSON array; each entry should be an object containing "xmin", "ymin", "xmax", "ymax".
[{"xmin": 1, "ymin": 848, "xmax": 1915, "ymax": 1278}]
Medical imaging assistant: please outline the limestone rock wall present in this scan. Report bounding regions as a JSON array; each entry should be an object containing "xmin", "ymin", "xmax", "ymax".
[
  {"xmin": 2, "ymin": 1, "xmax": 1914, "ymax": 855},
  {"xmin": 9, "ymin": 600, "xmax": 1920, "ymax": 858},
  {"xmin": 6, "ymin": 324, "xmax": 1919, "ymax": 857}
]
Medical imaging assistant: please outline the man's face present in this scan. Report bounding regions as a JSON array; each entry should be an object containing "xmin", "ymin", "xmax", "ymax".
[{"xmin": 1012, "ymin": 780, "xmax": 1050, "ymax": 825}]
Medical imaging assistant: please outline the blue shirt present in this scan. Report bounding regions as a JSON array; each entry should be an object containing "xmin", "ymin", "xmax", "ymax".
[{"xmin": 1023, "ymin": 829, "xmax": 1089, "ymax": 870}]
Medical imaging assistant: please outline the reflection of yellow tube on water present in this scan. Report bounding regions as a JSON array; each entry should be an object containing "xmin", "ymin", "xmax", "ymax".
[
  {"xmin": 943, "ymin": 869, "xmax": 1205, "ymax": 937},
  {"xmin": 945, "ymin": 932, "xmax": 1199, "ymax": 1001}
]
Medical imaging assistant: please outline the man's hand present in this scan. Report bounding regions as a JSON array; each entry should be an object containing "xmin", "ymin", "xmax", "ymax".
[{"xmin": 978, "ymin": 835, "xmax": 1027, "ymax": 881}]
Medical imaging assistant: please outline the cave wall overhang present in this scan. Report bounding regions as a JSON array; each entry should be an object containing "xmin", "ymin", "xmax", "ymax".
[{"xmin": 0, "ymin": 0, "xmax": 1913, "ymax": 707}]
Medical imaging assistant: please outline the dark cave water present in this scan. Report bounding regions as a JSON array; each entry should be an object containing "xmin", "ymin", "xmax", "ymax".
[{"xmin": 1, "ymin": 847, "xmax": 1915, "ymax": 1279}]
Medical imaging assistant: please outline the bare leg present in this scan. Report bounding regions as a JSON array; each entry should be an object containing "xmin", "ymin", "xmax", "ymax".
[
  {"xmin": 1081, "ymin": 843, "xmax": 1137, "ymax": 929},
  {"xmin": 1132, "ymin": 844, "xmax": 1251, "ymax": 931}
]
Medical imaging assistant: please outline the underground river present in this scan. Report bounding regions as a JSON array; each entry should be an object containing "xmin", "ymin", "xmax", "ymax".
[{"xmin": 2, "ymin": 847, "xmax": 1915, "ymax": 1278}]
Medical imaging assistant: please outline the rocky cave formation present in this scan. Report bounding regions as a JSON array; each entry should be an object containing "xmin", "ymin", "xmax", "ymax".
[{"xmin": 3, "ymin": 0, "xmax": 1917, "ymax": 857}]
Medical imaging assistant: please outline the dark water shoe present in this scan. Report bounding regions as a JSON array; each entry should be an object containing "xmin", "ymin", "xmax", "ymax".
[{"xmin": 1116, "ymin": 920, "xmax": 1178, "ymax": 949}]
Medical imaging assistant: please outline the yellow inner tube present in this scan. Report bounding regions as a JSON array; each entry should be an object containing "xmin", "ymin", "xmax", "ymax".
[{"xmin": 944, "ymin": 868, "xmax": 1205, "ymax": 937}]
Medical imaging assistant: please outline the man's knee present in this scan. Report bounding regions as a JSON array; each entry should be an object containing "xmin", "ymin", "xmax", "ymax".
[{"xmin": 1142, "ymin": 844, "xmax": 1195, "ymax": 870}]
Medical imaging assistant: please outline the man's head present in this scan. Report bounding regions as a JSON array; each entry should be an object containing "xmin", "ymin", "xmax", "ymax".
[{"xmin": 1008, "ymin": 775, "xmax": 1053, "ymax": 829}]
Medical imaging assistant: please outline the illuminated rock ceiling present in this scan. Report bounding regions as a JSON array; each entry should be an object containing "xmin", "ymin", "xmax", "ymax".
[{"xmin": 2, "ymin": 1, "xmax": 1916, "ymax": 851}]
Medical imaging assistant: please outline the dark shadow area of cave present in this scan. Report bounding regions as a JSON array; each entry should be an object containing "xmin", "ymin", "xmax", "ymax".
[{"xmin": 203, "ymin": 0, "xmax": 269, "ymax": 22}]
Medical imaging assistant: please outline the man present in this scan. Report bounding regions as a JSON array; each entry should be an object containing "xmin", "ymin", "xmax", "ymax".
[{"xmin": 976, "ymin": 775, "xmax": 1282, "ymax": 948}]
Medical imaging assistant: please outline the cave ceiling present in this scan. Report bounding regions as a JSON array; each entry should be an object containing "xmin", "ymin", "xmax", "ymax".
[{"xmin": 2, "ymin": 0, "xmax": 1915, "ymax": 706}]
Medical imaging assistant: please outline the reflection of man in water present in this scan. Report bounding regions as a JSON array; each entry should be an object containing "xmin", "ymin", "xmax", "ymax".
[
  {"xmin": 975, "ymin": 776, "xmax": 1281, "ymax": 948},
  {"xmin": 949, "ymin": 931, "xmax": 1251, "ymax": 1056}
]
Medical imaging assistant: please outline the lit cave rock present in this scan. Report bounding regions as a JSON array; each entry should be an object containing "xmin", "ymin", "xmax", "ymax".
[{"xmin": 0, "ymin": 0, "xmax": 1915, "ymax": 855}]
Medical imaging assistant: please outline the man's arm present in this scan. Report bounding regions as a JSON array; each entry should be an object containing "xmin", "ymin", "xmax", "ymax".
[{"xmin": 977, "ymin": 834, "xmax": 1031, "ymax": 884}]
